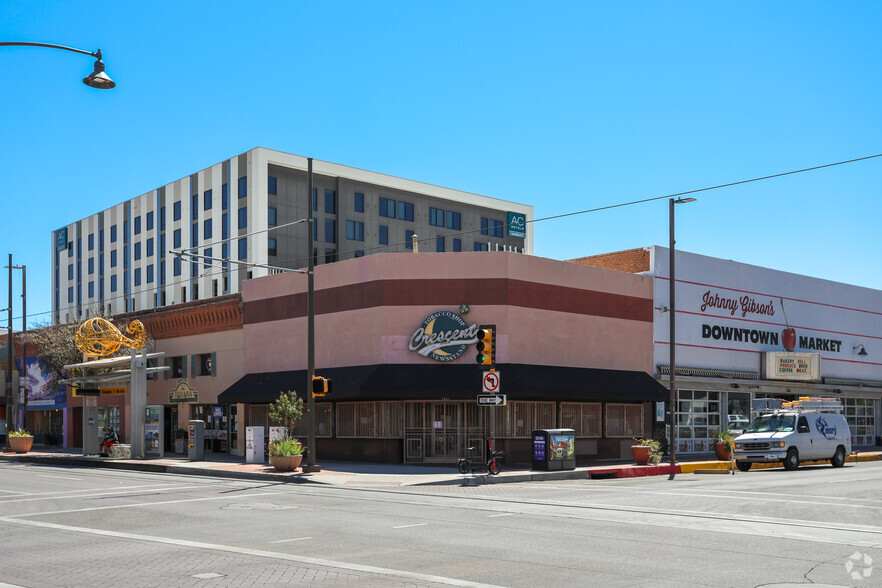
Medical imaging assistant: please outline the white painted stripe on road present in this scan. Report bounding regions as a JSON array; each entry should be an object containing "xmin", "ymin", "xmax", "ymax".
[
  {"xmin": 38, "ymin": 475, "xmax": 83, "ymax": 481},
  {"xmin": 487, "ymin": 513, "xmax": 513, "ymax": 518},
  {"xmin": 3, "ymin": 491, "xmax": 281, "ymax": 517},
  {"xmin": 269, "ymin": 536, "xmax": 313, "ymax": 543},
  {"xmin": 393, "ymin": 523, "xmax": 429, "ymax": 529},
  {"xmin": 0, "ymin": 517, "xmax": 502, "ymax": 588},
  {"xmin": 0, "ymin": 484, "xmax": 215, "ymax": 504}
]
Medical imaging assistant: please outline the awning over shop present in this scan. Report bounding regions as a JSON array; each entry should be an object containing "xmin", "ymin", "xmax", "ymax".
[{"xmin": 217, "ymin": 364, "xmax": 667, "ymax": 404}]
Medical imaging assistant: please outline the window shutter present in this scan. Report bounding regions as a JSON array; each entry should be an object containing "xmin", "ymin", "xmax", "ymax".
[
  {"xmin": 190, "ymin": 355, "xmax": 198, "ymax": 378},
  {"xmin": 181, "ymin": 355, "xmax": 188, "ymax": 379},
  {"xmin": 163, "ymin": 357, "xmax": 170, "ymax": 380},
  {"xmin": 210, "ymin": 352, "xmax": 217, "ymax": 377}
]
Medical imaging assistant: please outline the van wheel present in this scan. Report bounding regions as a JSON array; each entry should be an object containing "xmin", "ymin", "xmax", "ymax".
[
  {"xmin": 831, "ymin": 446, "xmax": 846, "ymax": 468},
  {"xmin": 783, "ymin": 448, "xmax": 799, "ymax": 471},
  {"xmin": 736, "ymin": 461, "xmax": 751, "ymax": 472}
]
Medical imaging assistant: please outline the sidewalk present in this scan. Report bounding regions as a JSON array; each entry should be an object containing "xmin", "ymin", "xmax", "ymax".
[{"xmin": 1, "ymin": 446, "xmax": 879, "ymax": 487}]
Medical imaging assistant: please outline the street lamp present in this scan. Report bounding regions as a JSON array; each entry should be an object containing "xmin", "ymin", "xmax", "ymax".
[
  {"xmin": 0, "ymin": 42, "xmax": 115, "ymax": 89},
  {"xmin": 668, "ymin": 197, "xmax": 695, "ymax": 465}
]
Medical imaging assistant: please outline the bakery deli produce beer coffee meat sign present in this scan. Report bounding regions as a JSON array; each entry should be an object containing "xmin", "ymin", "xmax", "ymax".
[
  {"xmin": 409, "ymin": 311, "xmax": 479, "ymax": 362},
  {"xmin": 763, "ymin": 352, "xmax": 821, "ymax": 382}
]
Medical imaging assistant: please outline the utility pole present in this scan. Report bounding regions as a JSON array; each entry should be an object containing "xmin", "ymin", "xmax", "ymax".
[
  {"xmin": 6, "ymin": 254, "xmax": 13, "ymax": 438},
  {"xmin": 303, "ymin": 158, "xmax": 320, "ymax": 473}
]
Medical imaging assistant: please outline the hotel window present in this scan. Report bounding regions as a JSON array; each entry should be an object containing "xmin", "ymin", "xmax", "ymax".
[
  {"xmin": 173, "ymin": 229, "xmax": 181, "ymax": 249},
  {"xmin": 474, "ymin": 242, "xmax": 488, "ymax": 251},
  {"xmin": 88, "ymin": 281, "xmax": 94, "ymax": 298},
  {"xmin": 147, "ymin": 211, "xmax": 154, "ymax": 231},
  {"xmin": 173, "ymin": 256, "xmax": 181, "ymax": 276},
  {"xmin": 68, "ymin": 287, "xmax": 74, "ymax": 303},
  {"xmin": 397, "ymin": 201, "xmax": 413, "ymax": 221},
  {"xmin": 355, "ymin": 250, "xmax": 364, "ymax": 257},
  {"xmin": 160, "ymin": 234, "xmax": 166, "ymax": 257},
  {"xmin": 346, "ymin": 220, "xmax": 364, "ymax": 241},
  {"xmin": 88, "ymin": 257, "xmax": 94, "ymax": 274},
  {"xmin": 134, "ymin": 242, "xmax": 141, "ymax": 261},
  {"xmin": 160, "ymin": 208, "xmax": 166, "ymax": 230},
  {"xmin": 147, "ymin": 264, "xmax": 154, "ymax": 284},
  {"xmin": 204, "ymin": 189, "xmax": 212, "ymax": 211},
  {"xmin": 268, "ymin": 176, "xmax": 277, "ymax": 195},
  {"xmin": 379, "ymin": 225, "xmax": 388, "ymax": 245},
  {"xmin": 146, "ymin": 238, "xmax": 154, "ymax": 257},
  {"xmin": 88, "ymin": 233, "xmax": 95, "ymax": 250},
  {"xmin": 111, "ymin": 275, "xmax": 117, "ymax": 292},
  {"xmin": 324, "ymin": 248, "xmax": 337, "ymax": 263},
  {"xmin": 67, "ymin": 264, "xmax": 73, "ymax": 279},
  {"xmin": 68, "ymin": 241, "xmax": 73, "ymax": 257},
  {"xmin": 325, "ymin": 189, "xmax": 336, "ymax": 214},
  {"xmin": 203, "ymin": 248, "xmax": 212, "ymax": 269},
  {"xmin": 238, "ymin": 238, "xmax": 247, "ymax": 260},
  {"xmin": 325, "ymin": 219, "xmax": 336, "ymax": 243},
  {"xmin": 222, "ymin": 213, "xmax": 229, "ymax": 239},
  {"xmin": 313, "ymin": 218, "xmax": 317, "ymax": 241},
  {"xmin": 191, "ymin": 223, "xmax": 198, "ymax": 247},
  {"xmin": 453, "ymin": 238, "xmax": 461, "ymax": 252},
  {"xmin": 222, "ymin": 183, "xmax": 229, "ymax": 209},
  {"xmin": 160, "ymin": 261, "xmax": 166, "ymax": 284},
  {"xmin": 191, "ymin": 193, "xmax": 199, "ymax": 220},
  {"xmin": 110, "ymin": 225, "xmax": 117, "ymax": 243},
  {"xmin": 174, "ymin": 201, "xmax": 181, "ymax": 221},
  {"xmin": 379, "ymin": 197, "xmax": 395, "ymax": 218},
  {"xmin": 134, "ymin": 216, "xmax": 141, "ymax": 235},
  {"xmin": 480, "ymin": 217, "xmax": 489, "ymax": 235},
  {"xmin": 110, "ymin": 250, "xmax": 117, "ymax": 268},
  {"xmin": 405, "ymin": 230, "xmax": 415, "ymax": 250},
  {"xmin": 99, "ymin": 229, "xmax": 104, "ymax": 250},
  {"xmin": 267, "ymin": 238, "xmax": 277, "ymax": 257},
  {"xmin": 238, "ymin": 176, "xmax": 247, "ymax": 199},
  {"xmin": 429, "ymin": 207, "xmax": 444, "ymax": 227},
  {"xmin": 238, "ymin": 207, "xmax": 247, "ymax": 229},
  {"xmin": 134, "ymin": 268, "xmax": 141, "ymax": 286},
  {"xmin": 446, "ymin": 211, "xmax": 461, "ymax": 230},
  {"xmin": 222, "ymin": 243, "xmax": 229, "ymax": 268},
  {"xmin": 492, "ymin": 219, "xmax": 504, "ymax": 238},
  {"xmin": 204, "ymin": 218, "xmax": 212, "ymax": 239},
  {"xmin": 354, "ymin": 192, "xmax": 364, "ymax": 213},
  {"xmin": 191, "ymin": 258, "xmax": 198, "ymax": 277},
  {"xmin": 268, "ymin": 207, "xmax": 277, "ymax": 226},
  {"xmin": 312, "ymin": 188, "xmax": 317, "ymax": 211},
  {"xmin": 436, "ymin": 236, "xmax": 444, "ymax": 252}
]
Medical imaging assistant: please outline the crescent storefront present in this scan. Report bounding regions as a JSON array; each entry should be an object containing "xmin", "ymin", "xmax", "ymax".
[
  {"xmin": 573, "ymin": 247, "xmax": 882, "ymax": 454},
  {"xmin": 219, "ymin": 251, "xmax": 668, "ymax": 464}
]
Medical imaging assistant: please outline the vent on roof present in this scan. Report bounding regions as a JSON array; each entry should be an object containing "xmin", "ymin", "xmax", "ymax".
[{"xmin": 657, "ymin": 365, "xmax": 759, "ymax": 380}]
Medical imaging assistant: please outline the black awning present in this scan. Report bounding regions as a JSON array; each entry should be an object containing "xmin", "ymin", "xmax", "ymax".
[{"xmin": 218, "ymin": 363, "xmax": 667, "ymax": 404}]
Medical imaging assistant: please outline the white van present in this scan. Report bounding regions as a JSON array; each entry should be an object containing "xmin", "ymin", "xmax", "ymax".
[{"xmin": 733, "ymin": 399, "xmax": 851, "ymax": 472}]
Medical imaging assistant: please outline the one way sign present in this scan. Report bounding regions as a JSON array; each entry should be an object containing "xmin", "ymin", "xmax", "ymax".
[{"xmin": 477, "ymin": 394, "xmax": 507, "ymax": 406}]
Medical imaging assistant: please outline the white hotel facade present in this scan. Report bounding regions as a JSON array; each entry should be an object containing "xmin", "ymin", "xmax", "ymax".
[{"xmin": 51, "ymin": 147, "xmax": 533, "ymax": 324}]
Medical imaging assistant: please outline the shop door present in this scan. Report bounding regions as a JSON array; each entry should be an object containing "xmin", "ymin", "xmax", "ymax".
[{"xmin": 426, "ymin": 402, "xmax": 463, "ymax": 463}]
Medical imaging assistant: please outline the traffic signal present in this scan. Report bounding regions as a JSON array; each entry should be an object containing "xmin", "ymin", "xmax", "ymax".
[
  {"xmin": 312, "ymin": 376, "xmax": 332, "ymax": 397},
  {"xmin": 475, "ymin": 326, "xmax": 495, "ymax": 367}
]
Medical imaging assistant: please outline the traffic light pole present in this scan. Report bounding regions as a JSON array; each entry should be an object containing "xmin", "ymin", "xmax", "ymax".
[{"xmin": 304, "ymin": 157, "xmax": 320, "ymax": 473}]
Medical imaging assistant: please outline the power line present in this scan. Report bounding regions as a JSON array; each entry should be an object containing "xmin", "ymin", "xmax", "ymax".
[{"xmin": 16, "ymin": 152, "xmax": 882, "ymax": 322}]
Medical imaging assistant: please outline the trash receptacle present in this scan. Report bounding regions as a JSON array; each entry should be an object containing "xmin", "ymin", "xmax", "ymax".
[{"xmin": 532, "ymin": 429, "xmax": 576, "ymax": 470}]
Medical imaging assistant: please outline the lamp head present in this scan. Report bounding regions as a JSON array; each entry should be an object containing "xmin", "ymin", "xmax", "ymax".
[
  {"xmin": 854, "ymin": 344, "xmax": 868, "ymax": 357},
  {"xmin": 83, "ymin": 51, "xmax": 115, "ymax": 89}
]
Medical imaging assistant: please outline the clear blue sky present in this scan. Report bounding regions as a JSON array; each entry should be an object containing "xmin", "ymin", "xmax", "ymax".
[{"xmin": 2, "ymin": 2, "xmax": 881, "ymax": 327}]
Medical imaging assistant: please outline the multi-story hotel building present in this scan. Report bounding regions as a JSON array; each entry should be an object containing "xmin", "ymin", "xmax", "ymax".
[{"xmin": 51, "ymin": 147, "xmax": 533, "ymax": 324}]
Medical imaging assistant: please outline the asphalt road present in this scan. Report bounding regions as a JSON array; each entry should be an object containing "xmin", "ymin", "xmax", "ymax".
[{"xmin": 0, "ymin": 461, "xmax": 880, "ymax": 587}]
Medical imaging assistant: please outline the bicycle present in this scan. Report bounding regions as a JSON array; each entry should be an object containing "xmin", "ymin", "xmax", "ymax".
[{"xmin": 457, "ymin": 440, "xmax": 504, "ymax": 475}]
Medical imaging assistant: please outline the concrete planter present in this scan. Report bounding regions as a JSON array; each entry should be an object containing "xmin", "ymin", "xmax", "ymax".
[
  {"xmin": 9, "ymin": 435, "xmax": 34, "ymax": 453},
  {"xmin": 269, "ymin": 454, "xmax": 302, "ymax": 472}
]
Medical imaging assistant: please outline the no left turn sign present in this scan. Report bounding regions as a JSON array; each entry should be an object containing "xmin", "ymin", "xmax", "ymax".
[{"xmin": 482, "ymin": 371, "xmax": 500, "ymax": 393}]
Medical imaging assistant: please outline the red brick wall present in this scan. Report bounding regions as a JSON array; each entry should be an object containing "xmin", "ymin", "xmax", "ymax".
[{"xmin": 568, "ymin": 248, "xmax": 650, "ymax": 274}]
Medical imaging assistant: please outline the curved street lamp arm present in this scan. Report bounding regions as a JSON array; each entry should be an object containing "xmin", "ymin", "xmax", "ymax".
[{"xmin": 0, "ymin": 42, "xmax": 101, "ymax": 59}]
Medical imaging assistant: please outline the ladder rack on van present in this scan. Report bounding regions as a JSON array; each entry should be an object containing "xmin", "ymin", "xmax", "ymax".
[{"xmin": 781, "ymin": 397, "xmax": 842, "ymax": 413}]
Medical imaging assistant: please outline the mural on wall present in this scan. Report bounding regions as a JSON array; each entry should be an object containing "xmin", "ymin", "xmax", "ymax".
[{"xmin": 17, "ymin": 357, "xmax": 66, "ymax": 409}]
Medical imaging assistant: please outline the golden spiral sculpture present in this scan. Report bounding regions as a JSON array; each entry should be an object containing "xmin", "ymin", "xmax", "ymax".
[{"xmin": 75, "ymin": 318, "xmax": 147, "ymax": 357}]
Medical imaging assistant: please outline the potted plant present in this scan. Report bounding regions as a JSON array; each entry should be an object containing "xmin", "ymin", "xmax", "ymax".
[
  {"xmin": 174, "ymin": 428, "xmax": 188, "ymax": 454},
  {"xmin": 268, "ymin": 437, "xmax": 304, "ymax": 471},
  {"xmin": 267, "ymin": 390, "xmax": 304, "ymax": 470},
  {"xmin": 712, "ymin": 429, "xmax": 735, "ymax": 461},
  {"xmin": 8, "ymin": 429, "xmax": 34, "ymax": 453},
  {"xmin": 632, "ymin": 437, "xmax": 662, "ymax": 465}
]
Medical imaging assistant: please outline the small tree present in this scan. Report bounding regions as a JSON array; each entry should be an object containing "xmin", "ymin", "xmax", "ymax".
[{"xmin": 268, "ymin": 390, "xmax": 304, "ymax": 438}]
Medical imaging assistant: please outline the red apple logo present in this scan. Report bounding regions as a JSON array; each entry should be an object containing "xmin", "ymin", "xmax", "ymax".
[{"xmin": 782, "ymin": 327, "xmax": 796, "ymax": 351}]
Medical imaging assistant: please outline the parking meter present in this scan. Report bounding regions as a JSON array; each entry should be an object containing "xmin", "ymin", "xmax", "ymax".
[{"xmin": 188, "ymin": 420, "xmax": 205, "ymax": 461}]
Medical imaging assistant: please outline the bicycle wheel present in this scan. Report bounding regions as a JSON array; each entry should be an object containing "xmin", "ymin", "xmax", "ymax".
[
  {"xmin": 488, "ymin": 459, "xmax": 500, "ymax": 475},
  {"xmin": 457, "ymin": 459, "xmax": 470, "ymax": 474}
]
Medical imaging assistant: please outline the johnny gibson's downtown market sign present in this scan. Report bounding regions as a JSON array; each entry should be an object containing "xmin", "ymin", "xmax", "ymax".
[{"xmin": 409, "ymin": 310, "xmax": 479, "ymax": 362}]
